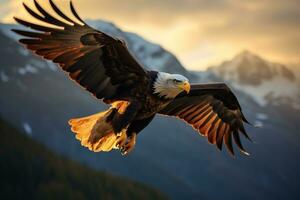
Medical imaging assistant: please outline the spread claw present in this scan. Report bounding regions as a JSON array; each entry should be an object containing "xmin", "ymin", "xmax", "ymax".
[
  {"xmin": 114, "ymin": 130, "xmax": 127, "ymax": 149},
  {"xmin": 120, "ymin": 133, "xmax": 136, "ymax": 156}
]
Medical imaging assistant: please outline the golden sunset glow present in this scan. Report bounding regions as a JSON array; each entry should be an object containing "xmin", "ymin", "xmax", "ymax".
[{"xmin": 1, "ymin": 0, "xmax": 299, "ymax": 70}]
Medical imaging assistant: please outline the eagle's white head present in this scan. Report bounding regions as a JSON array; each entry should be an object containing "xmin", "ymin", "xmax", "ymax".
[{"xmin": 153, "ymin": 72, "xmax": 190, "ymax": 99}]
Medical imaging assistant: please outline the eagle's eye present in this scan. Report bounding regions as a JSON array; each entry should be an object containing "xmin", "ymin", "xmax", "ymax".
[{"xmin": 173, "ymin": 79, "xmax": 181, "ymax": 83}]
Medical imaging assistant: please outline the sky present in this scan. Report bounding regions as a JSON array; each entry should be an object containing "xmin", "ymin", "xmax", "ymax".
[{"xmin": 0, "ymin": 0, "xmax": 299, "ymax": 70}]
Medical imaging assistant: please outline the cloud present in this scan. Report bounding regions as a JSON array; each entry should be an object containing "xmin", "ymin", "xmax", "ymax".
[{"xmin": 1, "ymin": 0, "xmax": 299, "ymax": 69}]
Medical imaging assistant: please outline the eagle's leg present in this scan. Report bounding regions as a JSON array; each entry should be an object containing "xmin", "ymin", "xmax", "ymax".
[
  {"xmin": 121, "ymin": 133, "xmax": 136, "ymax": 155},
  {"xmin": 111, "ymin": 101, "xmax": 141, "ymax": 133},
  {"xmin": 114, "ymin": 130, "xmax": 127, "ymax": 148},
  {"xmin": 118, "ymin": 115, "xmax": 155, "ymax": 155}
]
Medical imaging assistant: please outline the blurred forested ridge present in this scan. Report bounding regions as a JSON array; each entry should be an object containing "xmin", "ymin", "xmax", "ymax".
[
  {"xmin": 0, "ymin": 118, "xmax": 168, "ymax": 200},
  {"xmin": 0, "ymin": 21, "xmax": 300, "ymax": 200}
]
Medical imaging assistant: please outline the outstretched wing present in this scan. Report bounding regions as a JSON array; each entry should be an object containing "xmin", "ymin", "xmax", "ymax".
[
  {"xmin": 159, "ymin": 83, "xmax": 251, "ymax": 156},
  {"xmin": 12, "ymin": 0, "xmax": 149, "ymax": 102}
]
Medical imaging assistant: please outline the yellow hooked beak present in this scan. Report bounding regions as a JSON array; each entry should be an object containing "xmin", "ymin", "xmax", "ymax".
[{"xmin": 178, "ymin": 81, "xmax": 190, "ymax": 93}]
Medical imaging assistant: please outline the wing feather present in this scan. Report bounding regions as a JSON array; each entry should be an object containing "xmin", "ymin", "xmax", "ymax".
[
  {"xmin": 159, "ymin": 83, "xmax": 251, "ymax": 156},
  {"xmin": 49, "ymin": 0, "xmax": 78, "ymax": 24},
  {"xmin": 13, "ymin": 0, "xmax": 149, "ymax": 102}
]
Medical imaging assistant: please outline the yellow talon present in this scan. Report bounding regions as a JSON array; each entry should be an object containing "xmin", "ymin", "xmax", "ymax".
[
  {"xmin": 121, "ymin": 133, "xmax": 136, "ymax": 155},
  {"xmin": 114, "ymin": 130, "xmax": 127, "ymax": 149}
]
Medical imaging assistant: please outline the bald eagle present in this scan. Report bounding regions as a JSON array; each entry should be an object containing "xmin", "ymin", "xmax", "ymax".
[{"xmin": 13, "ymin": 0, "xmax": 251, "ymax": 156}]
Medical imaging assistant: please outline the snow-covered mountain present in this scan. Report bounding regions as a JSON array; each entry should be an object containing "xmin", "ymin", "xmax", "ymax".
[
  {"xmin": 208, "ymin": 51, "xmax": 300, "ymax": 109},
  {"xmin": 288, "ymin": 63, "xmax": 300, "ymax": 81},
  {"xmin": 88, "ymin": 20, "xmax": 189, "ymax": 75}
]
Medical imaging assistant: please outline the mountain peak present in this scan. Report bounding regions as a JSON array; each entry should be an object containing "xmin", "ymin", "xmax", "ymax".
[
  {"xmin": 209, "ymin": 51, "xmax": 299, "ymax": 108},
  {"xmin": 212, "ymin": 50, "xmax": 296, "ymax": 85},
  {"xmin": 233, "ymin": 50, "xmax": 275, "ymax": 67},
  {"xmin": 237, "ymin": 49, "xmax": 256, "ymax": 56}
]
